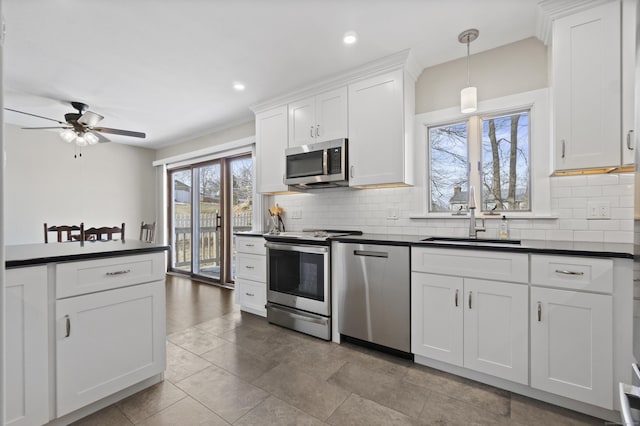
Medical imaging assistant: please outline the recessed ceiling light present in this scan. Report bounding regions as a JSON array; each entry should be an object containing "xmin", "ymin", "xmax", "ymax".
[
  {"xmin": 343, "ymin": 31, "xmax": 358, "ymax": 45},
  {"xmin": 233, "ymin": 82, "xmax": 245, "ymax": 91}
]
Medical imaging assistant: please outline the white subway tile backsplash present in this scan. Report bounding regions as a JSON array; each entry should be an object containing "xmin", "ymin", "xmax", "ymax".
[{"xmin": 271, "ymin": 173, "xmax": 634, "ymax": 243}]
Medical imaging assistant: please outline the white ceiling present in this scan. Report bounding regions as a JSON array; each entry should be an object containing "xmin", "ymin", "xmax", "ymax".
[{"xmin": 2, "ymin": 0, "xmax": 542, "ymax": 149}]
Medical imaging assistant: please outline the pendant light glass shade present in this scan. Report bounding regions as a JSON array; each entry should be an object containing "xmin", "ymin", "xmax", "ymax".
[{"xmin": 460, "ymin": 86, "xmax": 477, "ymax": 113}]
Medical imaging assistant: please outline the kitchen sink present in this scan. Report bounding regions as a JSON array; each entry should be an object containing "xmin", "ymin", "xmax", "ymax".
[{"xmin": 421, "ymin": 236, "xmax": 522, "ymax": 245}]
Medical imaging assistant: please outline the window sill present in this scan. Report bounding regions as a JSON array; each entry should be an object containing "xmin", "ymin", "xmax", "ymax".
[{"xmin": 408, "ymin": 213, "xmax": 559, "ymax": 220}]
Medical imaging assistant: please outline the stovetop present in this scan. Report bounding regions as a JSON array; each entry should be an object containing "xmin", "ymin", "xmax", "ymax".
[{"xmin": 264, "ymin": 229, "xmax": 362, "ymax": 242}]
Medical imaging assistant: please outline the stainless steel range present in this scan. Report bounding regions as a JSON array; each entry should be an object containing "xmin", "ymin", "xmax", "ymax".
[{"xmin": 264, "ymin": 230, "xmax": 361, "ymax": 340}]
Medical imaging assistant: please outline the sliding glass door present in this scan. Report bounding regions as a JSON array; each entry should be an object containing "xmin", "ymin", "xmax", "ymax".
[{"xmin": 169, "ymin": 154, "xmax": 253, "ymax": 286}]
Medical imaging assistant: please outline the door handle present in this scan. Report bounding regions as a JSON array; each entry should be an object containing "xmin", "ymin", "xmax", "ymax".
[
  {"xmin": 455, "ymin": 289, "xmax": 459, "ymax": 307},
  {"xmin": 468, "ymin": 291, "xmax": 472, "ymax": 309},
  {"xmin": 310, "ymin": 126, "xmax": 315, "ymax": 138},
  {"xmin": 350, "ymin": 165, "xmax": 354, "ymax": 178},
  {"xmin": 353, "ymin": 250, "xmax": 388, "ymax": 258},
  {"xmin": 316, "ymin": 124, "xmax": 320, "ymax": 137},
  {"xmin": 627, "ymin": 130, "xmax": 634, "ymax": 150},
  {"xmin": 65, "ymin": 315, "xmax": 71, "ymax": 337},
  {"xmin": 537, "ymin": 302, "xmax": 542, "ymax": 322},
  {"xmin": 561, "ymin": 139, "xmax": 565, "ymax": 158}
]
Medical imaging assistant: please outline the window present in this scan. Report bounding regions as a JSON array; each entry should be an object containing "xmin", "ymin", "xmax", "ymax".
[{"xmin": 428, "ymin": 110, "xmax": 531, "ymax": 214}]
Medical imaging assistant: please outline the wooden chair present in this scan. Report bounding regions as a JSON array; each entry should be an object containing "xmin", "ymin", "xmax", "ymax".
[
  {"xmin": 44, "ymin": 223, "xmax": 84, "ymax": 243},
  {"xmin": 140, "ymin": 221, "xmax": 156, "ymax": 243},
  {"xmin": 84, "ymin": 223, "xmax": 125, "ymax": 241}
]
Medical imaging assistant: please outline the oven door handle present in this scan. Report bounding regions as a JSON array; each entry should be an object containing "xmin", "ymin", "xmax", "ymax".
[
  {"xmin": 267, "ymin": 303, "xmax": 328, "ymax": 325},
  {"xmin": 265, "ymin": 242, "xmax": 329, "ymax": 254}
]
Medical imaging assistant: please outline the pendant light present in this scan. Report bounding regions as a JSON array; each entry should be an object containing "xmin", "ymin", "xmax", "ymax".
[{"xmin": 458, "ymin": 28, "xmax": 479, "ymax": 114}]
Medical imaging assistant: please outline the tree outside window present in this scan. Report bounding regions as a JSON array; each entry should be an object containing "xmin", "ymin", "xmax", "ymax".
[{"xmin": 428, "ymin": 110, "xmax": 530, "ymax": 213}]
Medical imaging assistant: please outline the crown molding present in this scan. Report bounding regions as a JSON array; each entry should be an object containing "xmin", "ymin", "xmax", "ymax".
[
  {"xmin": 250, "ymin": 49, "xmax": 423, "ymax": 114},
  {"xmin": 536, "ymin": 0, "xmax": 614, "ymax": 45}
]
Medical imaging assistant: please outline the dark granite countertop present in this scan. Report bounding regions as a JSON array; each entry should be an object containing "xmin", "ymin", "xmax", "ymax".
[
  {"xmin": 331, "ymin": 233, "xmax": 634, "ymax": 259},
  {"xmin": 6, "ymin": 240, "xmax": 170, "ymax": 268},
  {"xmin": 233, "ymin": 231, "xmax": 265, "ymax": 237}
]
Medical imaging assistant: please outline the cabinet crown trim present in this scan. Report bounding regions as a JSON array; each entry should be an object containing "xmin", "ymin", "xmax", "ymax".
[
  {"xmin": 250, "ymin": 49, "xmax": 422, "ymax": 114},
  {"xmin": 536, "ymin": 0, "xmax": 616, "ymax": 44}
]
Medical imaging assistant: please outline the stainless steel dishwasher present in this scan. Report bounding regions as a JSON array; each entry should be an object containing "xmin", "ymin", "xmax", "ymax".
[{"xmin": 335, "ymin": 242, "xmax": 410, "ymax": 354}]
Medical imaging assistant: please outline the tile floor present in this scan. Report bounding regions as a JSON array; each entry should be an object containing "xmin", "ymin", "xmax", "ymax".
[{"xmin": 73, "ymin": 276, "xmax": 609, "ymax": 425}]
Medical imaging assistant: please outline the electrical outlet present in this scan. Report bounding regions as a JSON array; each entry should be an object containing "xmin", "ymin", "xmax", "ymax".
[
  {"xmin": 587, "ymin": 201, "xmax": 610, "ymax": 219},
  {"xmin": 386, "ymin": 208, "xmax": 399, "ymax": 220}
]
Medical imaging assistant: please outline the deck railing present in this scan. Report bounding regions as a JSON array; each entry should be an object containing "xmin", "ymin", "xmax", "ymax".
[{"xmin": 174, "ymin": 212, "xmax": 252, "ymax": 267}]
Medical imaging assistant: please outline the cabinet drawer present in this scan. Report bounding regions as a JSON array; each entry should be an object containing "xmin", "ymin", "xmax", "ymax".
[
  {"xmin": 411, "ymin": 248, "xmax": 528, "ymax": 283},
  {"xmin": 56, "ymin": 252, "xmax": 166, "ymax": 299},
  {"xmin": 236, "ymin": 279, "xmax": 266, "ymax": 312},
  {"xmin": 530, "ymin": 255, "xmax": 613, "ymax": 293},
  {"xmin": 236, "ymin": 236, "xmax": 266, "ymax": 255},
  {"xmin": 236, "ymin": 253, "xmax": 266, "ymax": 281}
]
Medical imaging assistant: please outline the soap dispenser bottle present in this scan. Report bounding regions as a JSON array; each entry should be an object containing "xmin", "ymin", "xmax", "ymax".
[{"xmin": 498, "ymin": 215, "xmax": 509, "ymax": 239}]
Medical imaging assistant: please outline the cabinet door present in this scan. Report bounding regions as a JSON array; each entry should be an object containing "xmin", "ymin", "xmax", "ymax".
[
  {"xmin": 288, "ymin": 96, "xmax": 316, "ymax": 147},
  {"xmin": 315, "ymin": 87, "xmax": 347, "ymax": 143},
  {"xmin": 348, "ymin": 69, "xmax": 405, "ymax": 186},
  {"xmin": 256, "ymin": 106, "xmax": 288, "ymax": 193},
  {"xmin": 622, "ymin": 0, "xmax": 637, "ymax": 165},
  {"xmin": 56, "ymin": 281, "xmax": 166, "ymax": 416},
  {"xmin": 5, "ymin": 267, "xmax": 49, "ymax": 426},
  {"xmin": 530, "ymin": 287, "xmax": 613, "ymax": 409},
  {"xmin": 553, "ymin": 1, "xmax": 621, "ymax": 170},
  {"xmin": 463, "ymin": 279, "xmax": 528, "ymax": 385},
  {"xmin": 411, "ymin": 272, "xmax": 463, "ymax": 366}
]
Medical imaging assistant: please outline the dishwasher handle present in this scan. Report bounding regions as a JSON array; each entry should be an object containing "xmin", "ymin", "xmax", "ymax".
[{"xmin": 353, "ymin": 250, "xmax": 388, "ymax": 258}]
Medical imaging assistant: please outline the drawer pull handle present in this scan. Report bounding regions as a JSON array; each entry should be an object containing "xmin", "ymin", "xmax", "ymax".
[
  {"xmin": 246, "ymin": 292, "xmax": 255, "ymax": 297},
  {"xmin": 106, "ymin": 269, "xmax": 131, "ymax": 276},
  {"xmin": 554, "ymin": 269, "xmax": 584, "ymax": 276},
  {"xmin": 245, "ymin": 265, "xmax": 255, "ymax": 269},
  {"xmin": 65, "ymin": 315, "xmax": 71, "ymax": 337},
  {"xmin": 245, "ymin": 244, "xmax": 255, "ymax": 247},
  {"xmin": 468, "ymin": 291, "xmax": 472, "ymax": 309},
  {"xmin": 537, "ymin": 302, "xmax": 542, "ymax": 322},
  {"xmin": 454, "ymin": 289, "xmax": 459, "ymax": 307}
]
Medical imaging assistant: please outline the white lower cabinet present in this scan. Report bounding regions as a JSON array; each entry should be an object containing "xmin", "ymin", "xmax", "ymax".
[
  {"xmin": 530, "ymin": 286, "xmax": 613, "ymax": 409},
  {"xmin": 234, "ymin": 236, "xmax": 267, "ymax": 317},
  {"xmin": 56, "ymin": 280, "xmax": 166, "ymax": 416},
  {"xmin": 411, "ymin": 272, "xmax": 528, "ymax": 385},
  {"xmin": 5, "ymin": 266, "xmax": 49, "ymax": 426}
]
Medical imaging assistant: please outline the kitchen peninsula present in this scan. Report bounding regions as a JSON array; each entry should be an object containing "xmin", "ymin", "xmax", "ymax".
[{"xmin": 5, "ymin": 241, "xmax": 169, "ymax": 426}]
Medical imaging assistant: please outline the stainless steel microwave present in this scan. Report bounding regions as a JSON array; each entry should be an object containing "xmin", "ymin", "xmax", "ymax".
[{"xmin": 284, "ymin": 138, "xmax": 348, "ymax": 189}]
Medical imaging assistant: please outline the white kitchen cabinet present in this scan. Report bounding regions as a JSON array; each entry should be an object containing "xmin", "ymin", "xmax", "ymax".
[
  {"xmin": 530, "ymin": 286, "xmax": 613, "ymax": 409},
  {"xmin": 348, "ymin": 68, "xmax": 414, "ymax": 187},
  {"xmin": 256, "ymin": 105, "xmax": 288, "ymax": 193},
  {"xmin": 288, "ymin": 87, "xmax": 347, "ymax": 147},
  {"xmin": 56, "ymin": 280, "xmax": 166, "ymax": 416},
  {"xmin": 622, "ymin": 0, "xmax": 637, "ymax": 165},
  {"xmin": 552, "ymin": 1, "xmax": 621, "ymax": 170},
  {"xmin": 5, "ymin": 266, "xmax": 49, "ymax": 426},
  {"xmin": 234, "ymin": 235, "xmax": 266, "ymax": 317},
  {"xmin": 411, "ymin": 248, "xmax": 529, "ymax": 385}
]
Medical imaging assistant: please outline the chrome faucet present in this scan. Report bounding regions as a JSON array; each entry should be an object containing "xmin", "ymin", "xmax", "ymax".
[{"xmin": 468, "ymin": 207, "xmax": 486, "ymax": 238}]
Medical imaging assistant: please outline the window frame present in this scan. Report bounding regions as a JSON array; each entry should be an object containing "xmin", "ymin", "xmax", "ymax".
[{"xmin": 415, "ymin": 89, "xmax": 551, "ymax": 219}]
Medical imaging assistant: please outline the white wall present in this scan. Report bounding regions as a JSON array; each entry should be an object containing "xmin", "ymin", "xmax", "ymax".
[{"xmin": 4, "ymin": 124, "xmax": 157, "ymax": 245}]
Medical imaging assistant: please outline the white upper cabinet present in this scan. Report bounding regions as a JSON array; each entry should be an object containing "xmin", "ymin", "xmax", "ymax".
[
  {"xmin": 552, "ymin": 1, "xmax": 621, "ymax": 170},
  {"xmin": 348, "ymin": 68, "xmax": 415, "ymax": 187},
  {"xmin": 288, "ymin": 87, "xmax": 347, "ymax": 147},
  {"xmin": 256, "ymin": 105, "xmax": 288, "ymax": 193},
  {"xmin": 622, "ymin": 0, "xmax": 637, "ymax": 165}
]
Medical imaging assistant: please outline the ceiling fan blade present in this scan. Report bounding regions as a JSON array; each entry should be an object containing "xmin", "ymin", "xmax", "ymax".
[
  {"xmin": 21, "ymin": 126, "xmax": 71, "ymax": 130},
  {"xmin": 78, "ymin": 111, "xmax": 104, "ymax": 127},
  {"xmin": 88, "ymin": 130, "xmax": 111, "ymax": 143},
  {"xmin": 5, "ymin": 108, "xmax": 66, "ymax": 124},
  {"xmin": 92, "ymin": 127, "xmax": 146, "ymax": 138}
]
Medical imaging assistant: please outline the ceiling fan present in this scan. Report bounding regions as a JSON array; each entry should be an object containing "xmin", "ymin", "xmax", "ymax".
[{"xmin": 5, "ymin": 101, "xmax": 146, "ymax": 146}]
